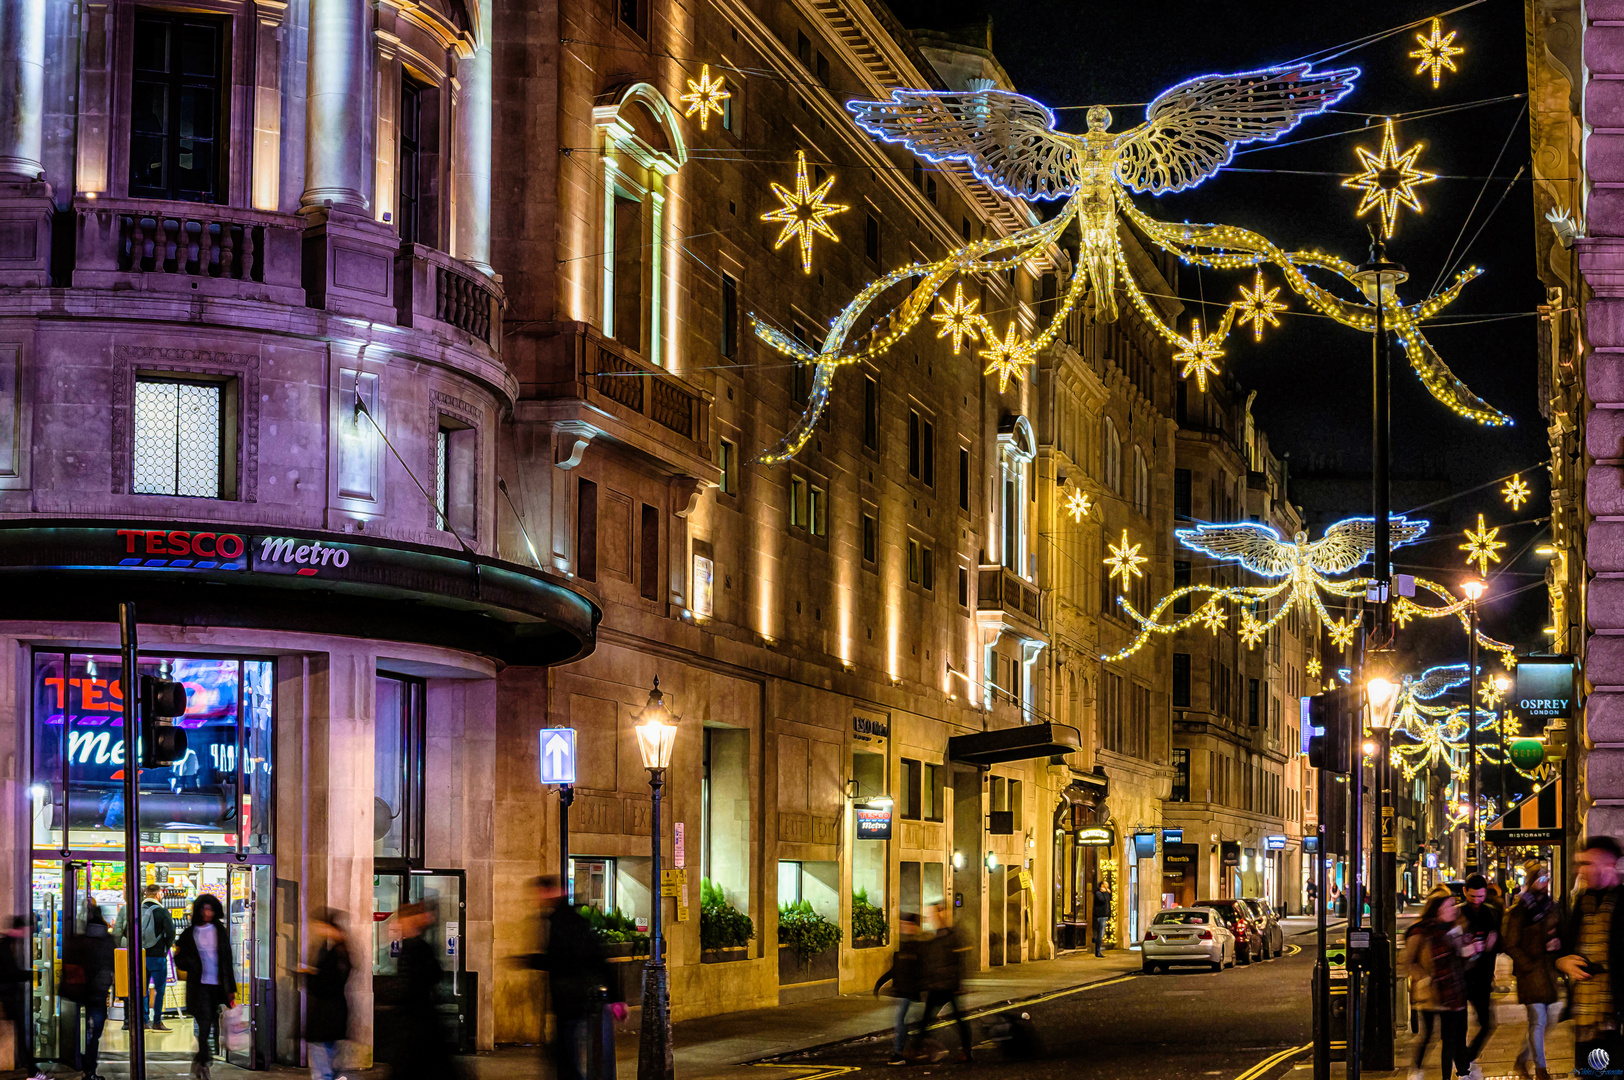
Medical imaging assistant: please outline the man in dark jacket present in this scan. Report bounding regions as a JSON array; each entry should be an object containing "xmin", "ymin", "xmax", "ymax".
[
  {"xmin": 63, "ymin": 903, "xmax": 115, "ymax": 1080},
  {"xmin": 529, "ymin": 876, "xmax": 626, "ymax": 1080},
  {"xmin": 0, "ymin": 916, "xmax": 37, "ymax": 1077},
  {"xmin": 910, "ymin": 905, "xmax": 971, "ymax": 1063},
  {"xmin": 1093, "ymin": 884, "xmax": 1113, "ymax": 957},
  {"xmin": 874, "ymin": 912, "xmax": 923, "ymax": 1065},
  {"xmin": 377, "ymin": 903, "xmax": 453, "ymax": 1080},
  {"xmin": 1559, "ymin": 835, "xmax": 1624, "ymax": 1078},
  {"xmin": 138, "ymin": 884, "xmax": 176, "ymax": 1030},
  {"xmin": 1461, "ymin": 872, "xmax": 1503, "ymax": 1074},
  {"xmin": 302, "ymin": 910, "xmax": 352, "ymax": 1080}
]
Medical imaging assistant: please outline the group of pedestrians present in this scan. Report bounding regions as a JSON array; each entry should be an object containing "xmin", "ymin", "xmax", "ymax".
[
  {"xmin": 873, "ymin": 903, "xmax": 972, "ymax": 1066},
  {"xmin": 1404, "ymin": 839, "xmax": 1624, "ymax": 1080}
]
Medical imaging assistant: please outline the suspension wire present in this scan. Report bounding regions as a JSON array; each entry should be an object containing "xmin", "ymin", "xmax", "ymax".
[{"xmin": 1430, "ymin": 103, "xmax": 1528, "ymax": 297}]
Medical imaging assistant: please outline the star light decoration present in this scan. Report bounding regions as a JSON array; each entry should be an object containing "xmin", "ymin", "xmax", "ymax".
[
  {"xmin": 750, "ymin": 66, "xmax": 1510, "ymax": 465},
  {"xmin": 1478, "ymin": 678, "xmax": 1504, "ymax": 708},
  {"xmin": 931, "ymin": 283, "xmax": 983, "ymax": 354},
  {"xmin": 1410, "ymin": 18, "xmax": 1464, "ymax": 89},
  {"xmin": 1064, "ymin": 488, "xmax": 1092, "ymax": 522},
  {"xmin": 1105, "ymin": 530, "xmax": 1148, "ymax": 585},
  {"xmin": 1502, "ymin": 474, "xmax": 1530, "ymax": 510},
  {"xmin": 1174, "ymin": 314, "xmax": 1230, "ymax": 391},
  {"xmin": 1343, "ymin": 117, "xmax": 1436, "ymax": 238},
  {"xmin": 679, "ymin": 64, "xmax": 731, "ymax": 131},
  {"xmin": 980, "ymin": 321, "xmax": 1037, "ymax": 392},
  {"xmin": 1306, "ymin": 657, "xmax": 1322, "ymax": 678},
  {"xmin": 1102, "ymin": 517, "xmax": 1520, "ymax": 665},
  {"xmin": 761, "ymin": 150, "xmax": 849, "ymax": 274},
  {"xmin": 1460, "ymin": 514, "xmax": 1506, "ymax": 575},
  {"xmin": 1234, "ymin": 270, "xmax": 1288, "ymax": 342}
]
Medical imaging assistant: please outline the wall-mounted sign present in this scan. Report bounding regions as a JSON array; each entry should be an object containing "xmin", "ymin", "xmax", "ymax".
[
  {"xmin": 855, "ymin": 804, "xmax": 893, "ymax": 840},
  {"xmin": 1515, "ymin": 659, "xmax": 1574, "ymax": 722},
  {"xmin": 691, "ymin": 554, "xmax": 714, "ymax": 618},
  {"xmin": 1264, "ymin": 835, "xmax": 1287, "ymax": 850},
  {"xmin": 1075, "ymin": 825, "xmax": 1114, "ymax": 847},
  {"xmin": 1509, "ymin": 738, "xmax": 1546, "ymax": 771},
  {"xmin": 852, "ymin": 713, "xmax": 890, "ymax": 744},
  {"xmin": 1162, "ymin": 828, "xmax": 1184, "ymax": 845},
  {"xmin": 1133, "ymin": 832, "xmax": 1158, "ymax": 859},
  {"xmin": 1221, "ymin": 841, "xmax": 1241, "ymax": 867},
  {"xmin": 1303, "ymin": 836, "xmax": 1321, "ymax": 854},
  {"xmin": 109, "ymin": 528, "xmax": 360, "ymax": 577}
]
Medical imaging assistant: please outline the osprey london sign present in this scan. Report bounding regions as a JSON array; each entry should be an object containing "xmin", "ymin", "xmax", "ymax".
[
  {"xmin": 1514, "ymin": 658, "xmax": 1574, "ymax": 723},
  {"xmin": 538, "ymin": 728, "xmax": 577, "ymax": 786}
]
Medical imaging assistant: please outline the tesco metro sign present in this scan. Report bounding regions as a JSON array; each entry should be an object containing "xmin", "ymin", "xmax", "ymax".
[{"xmin": 112, "ymin": 527, "xmax": 357, "ymax": 577}]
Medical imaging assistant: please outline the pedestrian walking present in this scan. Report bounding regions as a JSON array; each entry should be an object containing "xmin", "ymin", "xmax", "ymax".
[
  {"xmin": 1092, "ymin": 882, "xmax": 1112, "ymax": 957},
  {"xmin": 60, "ymin": 902, "xmax": 115, "ymax": 1080},
  {"xmin": 874, "ymin": 912, "xmax": 924, "ymax": 1066},
  {"xmin": 0, "ymin": 916, "xmax": 39, "ymax": 1078},
  {"xmin": 1460, "ymin": 872, "xmax": 1502, "ymax": 1077},
  {"xmin": 302, "ymin": 910, "xmax": 352, "ymax": 1080},
  {"xmin": 377, "ymin": 902, "xmax": 456, "ymax": 1080},
  {"xmin": 912, "ymin": 904, "xmax": 971, "ymax": 1063},
  {"xmin": 527, "ymin": 876, "xmax": 625, "ymax": 1080},
  {"xmin": 1557, "ymin": 835, "xmax": 1624, "ymax": 1077},
  {"xmin": 1306, "ymin": 881, "xmax": 1319, "ymax": 915},
  {"xmin": 1505, "ymin": 859, "xmax": 1562, "ymax": 1080},
  {"xmin": 139, "ymin": 884, "xmax": 177, "ymax": 1030},
  {"xmin": 1404, "ymin": 887, "xmax": 1472, "ymax": 1080},
  {"xmin": 173, "ymin": 893, "xmax": 237, "ymax": 1080}
]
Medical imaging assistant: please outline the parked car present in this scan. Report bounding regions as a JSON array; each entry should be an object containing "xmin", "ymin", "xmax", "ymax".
[
  {"xmin": 1141, "ymin": 907, "xmax": 1235, "ymax": 973},
  {"xmin": 1241, "ymin": 897, "xmax": 1285, "ymax": 959},
  {"xmin": 1196, "ymin": 898, "xmax": 1264, "ymax": 964}
]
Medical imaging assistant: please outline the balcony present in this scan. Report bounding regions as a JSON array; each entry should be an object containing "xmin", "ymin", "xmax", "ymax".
[
  {"xmin": 395, "ymin": 242, "xmax": 504, "ymax": 355},
  {"xmin": 978, "ymin": 564, "xmax": 1045, "ymax": 640},
  {"xmin": 74, "ymin": 197, "xmax": 305, "ymax": 305}
]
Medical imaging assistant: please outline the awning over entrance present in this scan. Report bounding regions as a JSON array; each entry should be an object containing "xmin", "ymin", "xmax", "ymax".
[
  {"xmin": 948, "ymin": 721, "xmax": 1081, "ymax": 766},
  {"xmin": 1486, "ymin": 778, "xmax": 1565, "ymax": 845}
]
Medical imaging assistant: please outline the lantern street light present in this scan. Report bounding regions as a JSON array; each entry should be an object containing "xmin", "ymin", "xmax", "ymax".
[
  {"xmin": 1363, "ymin": 663, "xmax": 1402, "ymax": 1071},
  {"xmin": 635, "ymin": 678, "xmax": 678, "ymax": 1080},
  {"xmin": 1460, "ymin": 580, "xmax": 1486, "ymax": 871}
]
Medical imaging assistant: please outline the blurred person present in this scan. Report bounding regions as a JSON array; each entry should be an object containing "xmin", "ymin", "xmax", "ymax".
[
  {"xmin": 874, "ymin": 911, "xmax": 924, "ymax": 1066},
  {"xmin": 302, "ymin": 910, "xmax": 352, "ymax": 1080},
  {"xmin": 911, "ymin": 904, "xmax": 971, "ymax": 1063},
  {"xmin": 1460, "ymin": 872, "xmax": 1502, "ymax": 1078},
  {"xmin": 1092, "ymin": 881, "xmax": 1112, "ymax": 957},
  {"xmin": 174, "ymin": 893, "xmax": 236, "ymax": 1080},
  {"xmin": 62, "ymin": 902, "xmax": 115, "ymax": 1080},
  {"xmin": 1558, "ymin": 836, "xmax": 1624, "ymax": 1077},
  {"xmin": 0, "ymin": 916, "xmax": 40, "ymax": 1078},
  {"xmin": 1505, "ymin": 860, "xmax": 1563, "ymax": 1080},
  {"xmin": 139, "ymin": 884, "xmax": 176, "ymax": 1030},
  {"xmin": 527, "ymin": 876, "xmax": 624, "ymax": 1080},
  {"xmin": 1403, "ymin": 887, "xmax": 1472, "ymax": 1080},
  {"xmin": 378, "ymin": 902, "xmax": 455, "ymax": 1080}
]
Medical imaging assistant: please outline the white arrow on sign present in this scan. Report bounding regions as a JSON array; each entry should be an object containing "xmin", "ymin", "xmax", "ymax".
[{"xmin": 539, "ymin": 728, "xmax": 577, "ymax": 785}]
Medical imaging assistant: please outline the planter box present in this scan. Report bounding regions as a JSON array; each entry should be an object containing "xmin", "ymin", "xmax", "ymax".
[
  {"xmin": 852, "ymin": 936, "xmax": 888, "ymax": 950},
  {"xmin": 603, "ymin": 941, "xmax": 647, "ymax": 960},
  {"xmin": 777, "ymin": 944, "xmax": 838, "ymax": 1005},
  {"xmin": 606, "ymin": 955, "xmax": 645, "ymax": 1003},
  {"xmin": 701, "ymin": 946, "xmax": 749, "ymax": 964}
]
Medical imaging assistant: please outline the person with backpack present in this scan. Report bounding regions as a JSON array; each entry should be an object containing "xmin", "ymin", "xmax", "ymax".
[
  {"xmin": 173, "ymin": 894, "xmax": 236, "ymax": 1080},
  {"xmin": 61, "ymin": 902, "xmax": 115, "ymax": 1080},
  {"xmin": 137, "ymin": 884, "xmax": 176, "ymax": 1030}
]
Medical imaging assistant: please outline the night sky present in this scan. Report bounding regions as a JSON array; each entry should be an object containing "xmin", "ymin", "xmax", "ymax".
[{"xmin": 886, "ymin": 0, "xmax": 1551, "ymax": 661}]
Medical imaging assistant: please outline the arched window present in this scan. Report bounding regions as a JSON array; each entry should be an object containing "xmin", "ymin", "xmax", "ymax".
[{"xmin": 1102, "ymin": 418, "xmax": 1122, "ymax": 494}]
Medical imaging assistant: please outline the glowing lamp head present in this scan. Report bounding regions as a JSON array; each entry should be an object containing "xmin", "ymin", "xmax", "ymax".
[
  {"xmin": 1494, "ymin": 676, "xmax": 1511, "ymax": 693},
  {"xmin": 1461, "ymin": 579, "xmax": 1486, "ymax": 603},
  {"xmin": 1362, "ymin": 739, "xmax": 1378, "ymax": 758},
  {"xmin": 633, "ymin": 677, "xmax": 678, "ymax": 771},
  {"xmin": 1086, "ymin": 104, "xmax": 1112, "ymax": 132},
  {"xmin": 1366, "ymin": 676, "xmax": 1401, "ymax": 730}
]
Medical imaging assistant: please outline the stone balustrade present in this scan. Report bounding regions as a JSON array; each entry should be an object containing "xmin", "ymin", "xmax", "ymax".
[{"xmin": 395, "ymin": 241, "xmax": 504, "ymax": 357}]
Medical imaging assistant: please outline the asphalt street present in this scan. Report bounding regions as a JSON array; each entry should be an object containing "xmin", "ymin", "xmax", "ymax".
[{"xmin": 764, "ymin": 935, "xmax": 1319, "ymax": 1080}]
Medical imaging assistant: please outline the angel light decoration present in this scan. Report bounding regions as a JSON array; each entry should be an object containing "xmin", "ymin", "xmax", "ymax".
[
  {"xmin": 750, "ymin": 64, "xmax": 1509, "ymax": 464},
  {"xmin": 1103, "ymin": 517, "xmax": 1519, "ymax": 665}
]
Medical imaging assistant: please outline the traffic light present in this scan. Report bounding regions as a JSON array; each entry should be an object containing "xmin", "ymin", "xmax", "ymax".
[
  {"xmin": 1308, "ymin": 686, "xmax": 1354, "ymax": 775},
  {"xmin": 140, "ymin": 674, "xmax": 188, "ymax": 767}
]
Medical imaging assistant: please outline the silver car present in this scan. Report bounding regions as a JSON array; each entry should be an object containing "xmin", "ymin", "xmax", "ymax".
[
  {"xmin": 1241, "ymin": 897, "xmax": 1285, "ymax": 959},
  {"xmin": 1141, "ymin": 907, "xmax": 1236, "ymax": 973}
]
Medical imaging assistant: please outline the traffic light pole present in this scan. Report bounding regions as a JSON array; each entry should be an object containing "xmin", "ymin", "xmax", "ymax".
[{"xmin": 119, "ymin": 602, "xmax": 147, "ymax": 1080}]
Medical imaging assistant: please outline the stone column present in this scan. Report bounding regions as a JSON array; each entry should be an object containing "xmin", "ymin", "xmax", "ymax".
[
  {"xmin": 302, "ymin": 0, "xmax": 369, "ymax": 210},
  {"xmin": 452, "ymin": 17, "xmax": 492, "ymax": 274},
  {"xmin": 0, "ymin": 0, "xmax": 44, "ymax": 180}
]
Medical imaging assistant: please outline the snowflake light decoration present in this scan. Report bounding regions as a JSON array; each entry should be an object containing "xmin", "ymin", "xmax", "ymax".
[
  {"xmin": 679, "ymin": 64, "xmax": 730, "ymax": 131},
  {"xmin": 1410, "ymin": 18, "xmax": 1463, "ymax": 89},
  {"xmin": 1174, "ymin": 315, "xmax": 1228, "ymax": 391},
  {"xmin": 1460, "ymin": 514, "xmax": 1506, "ymax": 575},
  {"xmin": 1502, "ymin": 474, "xmax": 1530, "ymax": 510},
  {"xmin": 1199, "ymin": 603, "xmax": 1227, "ymax": 634},
  {"xmin": 1105, "ymin": 530, "xmax": 1147, "ymax": 585},
  {"xmin": 761, "ymin": 150, "xmax": 848, "ymax": 274},
  {"xmin": 1343, "ymin": 117, "xmax": 1435, "ymax": 238},
  {"xmin": 1328, "ymin": 617, "xmax": 1357, "ymax": 651},
  {"xmin": 1235, "ymin": 270, "xmax": 1287, "ymax": 342},
  {"xmin": 1306, "ymin": 657, "xmax": 1322, "ymax": 678},
  {"xmin": 980, "ymin": 320, "xmax": 1036, "ymax": 392},
  {"xmin": 931, "ymin": 283, "xmax": 983, "ymax": 355},
  {"xmin": 1064, "ymin": 489, "xmax": 1092, "ymax": 522}
]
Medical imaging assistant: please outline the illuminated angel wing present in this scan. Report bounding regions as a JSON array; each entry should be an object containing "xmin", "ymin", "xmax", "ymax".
[
  {"xmin": 1173, "ymin": 522, "xmax": 1296, "ymax": 577},
  {"xmin": 1409, "ymin": 664, "xmax": 1471, "ymax": 701},
  {"xmin": 847, "ymin": 89, "xmax": 1084, "ymax": 202},
  {"xmin": 1306, "ymin": 516, "xmax": 1429, "ymax": 575},
  {"xmin": 1114, "ymin": 64, "xmax": 1358, "ymax": 194}
]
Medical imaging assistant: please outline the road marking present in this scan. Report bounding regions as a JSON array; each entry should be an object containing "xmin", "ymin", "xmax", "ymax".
[
  {"xmin": 1231, "ymin": 1043, "xmax": 1311, "ymax": 1080},
  {"xmin": 925, "ymin": 973, "xmax": 1140, "ymax": 1030},
  {"xmin": 751, "ymin": 1064, "xmax": 861, "ymax": 1080},
  {"xmin": 1282, "ymin": 943, "xmax": 1303, "ymax": 957}
]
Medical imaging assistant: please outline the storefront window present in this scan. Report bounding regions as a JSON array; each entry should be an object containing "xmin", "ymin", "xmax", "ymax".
[
  {"xmin": 31, "ymin": 652, "xmax": 274, "ymax": 855},
  {"xmin": 375, "ymin": 674, "xmax": 425, "ymax": 862}
]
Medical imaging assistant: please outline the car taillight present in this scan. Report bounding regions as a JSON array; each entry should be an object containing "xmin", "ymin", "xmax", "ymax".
[
  {"xmin": 1145, "ymin": 929, "xmax": 1156, "ymax": 941},
  {"xmin": 1236, "ymin": 921, "xmax": 1249, "ymax": 933},
  {"xmin": 1199, "ymin": 929, "xmax": 1213, "ymax": 940}
]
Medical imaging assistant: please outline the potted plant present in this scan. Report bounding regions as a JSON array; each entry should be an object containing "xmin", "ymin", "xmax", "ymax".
[
  {"xmin": 777, "ymin": 899, "xmax": 841, "ymax": 985},
  {"xmin": 579, "ymin": 905, "xmax": 650, "ymax": 958},
  {"xmin": 851, "ymin": 888, "xmax": 889, "ymax": 948},
  {"xmin": 700, "ymin": 878, "xmax": 754, "ymax": 962}
]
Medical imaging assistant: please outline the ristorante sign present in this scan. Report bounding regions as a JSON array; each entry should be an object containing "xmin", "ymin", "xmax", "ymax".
[{"xmin": 113, "ymin": 528, "xmax": 357, "ymax": 577}]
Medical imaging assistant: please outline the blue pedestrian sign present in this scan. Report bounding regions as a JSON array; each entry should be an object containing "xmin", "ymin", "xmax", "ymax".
[{"xmin": 539, "ymin": 728, "xmax": 577, "ymax": 786}]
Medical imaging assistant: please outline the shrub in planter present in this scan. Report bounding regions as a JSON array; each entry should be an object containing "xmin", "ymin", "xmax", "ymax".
[
  {"xmin": 851, "ymin": 888, "xmax": 889, "ymax": 945},
  {"xmin": 579, "ymin": 905, "xmax": 650, "ymax": 951},
  {"xmin": 699, "ymin": 878, "xmax": 755, "ymax": 951},
  {"xmin": 777, "ymin": 899, "xmax": 841, "ymax": 963}
]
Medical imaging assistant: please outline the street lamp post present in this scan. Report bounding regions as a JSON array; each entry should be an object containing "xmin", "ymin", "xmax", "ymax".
[
  {"xmin": 634, "ymin": 678, "xmax": 678, "ymax": 1080},
  {"xmin": 1462, "ymin": 580, "xmax": 1486, "ymax": 871}
]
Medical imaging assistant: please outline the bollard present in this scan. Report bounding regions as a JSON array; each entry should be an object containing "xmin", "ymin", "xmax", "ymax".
[{"xmin": 587, "ymin": 986, "xmax": 617, "ymax": 1080}]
